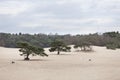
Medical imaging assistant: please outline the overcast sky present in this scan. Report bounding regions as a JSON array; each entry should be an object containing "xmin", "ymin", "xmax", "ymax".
[{"xmin": 0, "ymin": 0, "xmax": 120, "ymax": 34}]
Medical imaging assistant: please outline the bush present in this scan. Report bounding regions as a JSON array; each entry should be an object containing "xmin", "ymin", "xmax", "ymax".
[{"xmin": 106, "ymin": 44, "xmax": 117, "ymax": 50}]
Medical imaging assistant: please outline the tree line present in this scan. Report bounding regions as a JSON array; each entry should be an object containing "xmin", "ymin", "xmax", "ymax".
[{"xmin": 0, "ymin": 31, "xmax": 120, "ymax": 50}]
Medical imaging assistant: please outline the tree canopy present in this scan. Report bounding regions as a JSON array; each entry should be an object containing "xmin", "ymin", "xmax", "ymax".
[
  {"xmin": 17, "ymin": 42, "xmax": 48, "ymax": 60},
  {"xmin": 49, "ymin": 40, "xmax": 71, "ymax": 55},
  {"xmin": 74, "ymin": 41, "xmax": 92, "ymax": 51}
]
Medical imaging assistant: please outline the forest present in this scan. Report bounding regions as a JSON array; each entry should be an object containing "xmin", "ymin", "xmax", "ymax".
[{"xmin": 0, "ymin": 31, "xmax": 120, "ymax": 49}]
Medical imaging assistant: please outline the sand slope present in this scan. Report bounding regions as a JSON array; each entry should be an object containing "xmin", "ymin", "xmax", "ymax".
[{"xmin": 0, "ymin": 46, "xmax": 120, "ymax": 80}]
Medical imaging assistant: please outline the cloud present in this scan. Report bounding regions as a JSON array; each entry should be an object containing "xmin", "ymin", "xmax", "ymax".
[
  {"xmin": 0, "ymin": 0, "xmax": 120, "ymax": 34},
  {"xmin": 0, "ymin": 0, "xmax": 33, "ymax": 15}
]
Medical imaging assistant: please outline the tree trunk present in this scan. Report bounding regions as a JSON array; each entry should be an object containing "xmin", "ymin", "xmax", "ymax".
[
  {"xmin": 57, "ymin": 49, "xmax": 60, "ymax": 55},
  {"xmin": 57, "ymin": 47, "xmax": 60, "ymax": 55},
  {"xmin": 24, "ymin": 54, "xmax": 30, "ymax": 60},
  {"xmin": 57, "ymin": 50, "xmax": 60, "ymax": 55},
  {"xmin": 83, "ymin": 46, "xmax": 86, "ymax": 51}
]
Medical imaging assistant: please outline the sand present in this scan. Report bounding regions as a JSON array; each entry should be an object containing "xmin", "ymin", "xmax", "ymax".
[{"xmin": 0, "ymin": 46, "xmax": 120, "ymax": 80}]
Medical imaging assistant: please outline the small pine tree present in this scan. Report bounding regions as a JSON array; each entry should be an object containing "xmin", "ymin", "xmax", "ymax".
[
  {"xmin": 17, "ymin": 42, "xmax": 48, "ymax": 60},
  {"xmin": 49, "ymin": 40, "xmax": 71, "ymax": 55}
]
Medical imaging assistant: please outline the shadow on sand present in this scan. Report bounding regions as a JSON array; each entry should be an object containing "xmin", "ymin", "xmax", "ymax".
[
  {"xmin": 49, "ymin": 53, "xmax": 72, "ymax": 56},
  {"xmin": 17, "ymin": 59, "xmax": 50, "ymax": 61}
]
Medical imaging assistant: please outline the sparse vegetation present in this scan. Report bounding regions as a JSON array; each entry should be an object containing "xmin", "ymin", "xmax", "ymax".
[
  {"xmin": 17, "ymin": 42, "xmax": 48, "ymax": 60},
  {"xmin": 74, "ymin": 41, "xmax": 92, "ymax": 52},
  {"xmin": 49, "ymin": 40, "xmax": 71, "ymax": 55},
  {"xmin": 104, "ymin": 31, "xmax": 120, "ymax": 50},
  {"xmin": 106, "ymin": 43, "xmax": 117, "ymax": 50}
]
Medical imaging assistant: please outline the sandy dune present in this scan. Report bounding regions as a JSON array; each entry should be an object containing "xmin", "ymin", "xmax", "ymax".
[{"xmin": 0, "ymin": 46, "xmax": 120, "ymax": 80}]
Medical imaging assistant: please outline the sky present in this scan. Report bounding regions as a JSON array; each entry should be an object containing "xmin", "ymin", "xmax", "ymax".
[{"xmin": 0, "ymin": 0, "xmax": 120, "ymax": 34}]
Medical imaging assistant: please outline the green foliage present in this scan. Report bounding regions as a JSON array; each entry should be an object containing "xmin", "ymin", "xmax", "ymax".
[
  {"xmin": 17, "ymin": 42, "xmax": 48, "ymax": 60},
  {"xmin": 49, "ymin": 40, "xmax": 71, "ymax": 55},
  {"xmin": 103, "ymin": 31, "xmax": 119, "ymax": 38},
  {"xmin": 106, "ymin": 44, "xmax": 117, "ymax": 50},
  {"xmin": 0, "ymin": 31, "xmax": 120, "ymax": 51},
  {"xmin": 74, "ymin": 41, "xmax": 92, "ymax": 52},
  {"xmin": 103, "ymin": 31, "xmax": 120, "ymax": 50},
  {"xmin": 106, "ymin": 41, "xmax": 118, "ymax": 50}
]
